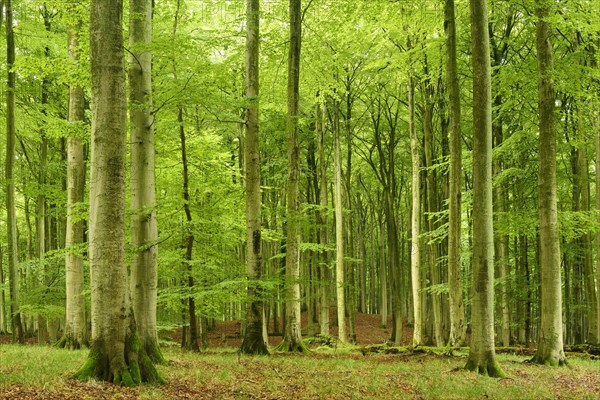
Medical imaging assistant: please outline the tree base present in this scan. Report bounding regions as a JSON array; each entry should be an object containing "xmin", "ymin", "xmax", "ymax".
[
  {"xmin": 240, "ymin": 337, "xmax": 269, "ymax": 355},
  {"xmin": 55, "ymin": 334, "xmax": 88, "ymax": 350},
  {"xmin": 143, "ymin": 338, "xmax": 166, "ymax": 365},
  {"xmin": 273, "ymin": 338, "xmax": 310, "ymax": 353},
  {"xmin": 72, "ymin": 332, "xmax": 165, "ymax": 386},
  {"xmin": 530, "ymin": 352, "xmax": 567, "ymax": 367},
  {"xmin": 465, "ymin": 358, "xmax": 505, "ymax": 377}
]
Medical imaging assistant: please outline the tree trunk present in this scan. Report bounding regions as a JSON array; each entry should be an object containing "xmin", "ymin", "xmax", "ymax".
[
  {"xmin": 127, "ymin": 0, "xmax": 163, "ymax": 363},
  {"xmin": 408, "ymin": 76, "xmax": 422, "ymax": 347},
  {"xmin": 317, "ymin": 100, "xmax": 330, "ymax": 336},
  {"xmin": 5, "ymin": 0, "xmax": 23, "ymax": 345},
  {"xmin": 0, "ymin": 245, "xmax": 6, "ymax": 334},
  {"xmin": 595, "ymin": 93, "xmax": 600, "ymax": 345},
  {"xmin": 444, "ymin": 0, "xmax": 466, "ymax": 347},
  {"xmin": 72, "ymin": 0, "xmax": 162, "ymax": 384},
  {"xmin": 333, "ymin": 98, "xmax": 347, "ymax": 344},
  {"xmin": 279, "ymin": 0, "xmax": 305, "ymax": 352},
  {"xmin": 58, "ymin": 22, "xmax": 88, "ymax": 350},
  {"xmin": 465, "ymin": 0, "xmax": 503, "ymax": 377},
  {"xmin": 240, "ymin": 0, "xmax": 268, "ymax": 355},
  {"xmin": 379, "ymin": 216, "xmax": 388, "ymax": 327},
  {"xmin": 531, "ymin": 0, "xmax": 566, "ymax": 365}
]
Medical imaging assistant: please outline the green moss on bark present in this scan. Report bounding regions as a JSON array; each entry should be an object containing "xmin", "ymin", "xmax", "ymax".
[
  {"xmin": 464, "ymin": 358, "xmax": 505, "ymax": 378},
  {"xmin": 274, "ymin": 338, "xmax": 310, "ymax": 353}
]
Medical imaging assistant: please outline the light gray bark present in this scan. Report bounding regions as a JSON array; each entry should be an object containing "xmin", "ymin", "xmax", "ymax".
[
  {"xmin": 240, "ymin": 0, "xmax": 268, "ymax": 355},
  {"xmin": 465, "ymin": 0, "xmax": 503, "ymax": 377},
  {"xmin": 408, "ymin": 76, "xmax": 422, "ymax": 346},
  {"xmin": 317, "ymin": 100, "xmax": 330, "ymax": 336},
  {"xmin": 128, "ymin": 0, "xmax": 163, "ymax": 363},
  {"xmin": 444, "ymin": 0, "xmax": 466, "ymax": 347},
  {"xmin": 333, "ymin": 98, "xmax": 347, "ymax": 343},
  {"xmin": 532, "ymin": 0, "xmax": 566, "ymax": 365},
  {"xmin": 73, "ymin": 0, "xmax": 161, "ymax": 383},
  {"xmin": 61, "ymin": 24, "xmax": 87, "ymax": 349}
]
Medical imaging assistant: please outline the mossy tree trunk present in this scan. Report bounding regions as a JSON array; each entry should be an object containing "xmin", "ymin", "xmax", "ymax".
[
  {"xmin": 531, "ymin": 0, "xmax": 566, "ymax": 366},
  {"xmin": 128, "ymin": 0, "xmax": 163, "ymax": 363},
  {"xmin": 240, "ymin": 0, "xmax": 269, "ymax": 355},
  {"xmin": 465, "ymin": 0, "xmax": 504, "ymax": 377},
  {"xmin": 73, "ymin": 0, "xmax": 162, "ymax": 384}
]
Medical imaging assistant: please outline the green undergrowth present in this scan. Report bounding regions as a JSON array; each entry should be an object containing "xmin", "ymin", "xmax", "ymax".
[{"xmin": 0, "ymin": 344, "xmax": 598, "ymax": 399}]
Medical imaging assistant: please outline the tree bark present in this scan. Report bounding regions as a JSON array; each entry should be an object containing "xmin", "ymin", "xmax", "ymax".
[
  {"xmin": 531, "ymin": 0, "xmax": 566, "ymax": 365},
  {"xmin": 317, "ymin": 100, "xmax": 330, "ymax": 336},
  {"xmin": 279, "ymin": 0, "xmax": 305, "ymax": 352},
  {"xmin": 465, "ymin": 0, "xmax": 503, "ymax": 377},
  {"xmin": 128, "ymin": 0, "xmax": 163, "ymax": 363},
  {"xmin": 332, "ymin": 98, "xmax": 347, "ymax": 344},
  {"xmin": 5, "ymin": 0, "xmax": 24, "ymax": 345},
  {"xmin": 73, "ymin": 0, "xmax": 162, "ymax": 384},
  {"xmin": 408, "ymin": 76, "xmax": 422, "ymax": 347},
  {"xmin": 59, "ymin": 22, "xmax": 88, "ymax": 350},
  {"xmin": 444, "ymin": 0, "xmax": 466, "ymax": 347},
  {"xmin": 240, "ymin": 0, "xmax": 268, "ymax": 355}
]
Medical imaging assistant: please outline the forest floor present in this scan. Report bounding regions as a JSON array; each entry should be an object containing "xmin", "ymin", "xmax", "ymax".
[{"xmin": 1, "ymin": 312, "xmax": 599, "ymax": 399}]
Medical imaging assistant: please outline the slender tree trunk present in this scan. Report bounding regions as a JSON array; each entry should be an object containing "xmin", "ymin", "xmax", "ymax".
[
  {"xmin": 58, "ymin": 22, "xmax": 88, "ymax": 349},
  {"xmin": 595, "ymin": 94, "xmax": 600, "ymax": 345},
  {"xmin": 0, "ymin": 245, "xmax": 6, "ymax": 334},
  {"xmin": 408, "ymin": 76, "xmax": 422, "ymax": 346},
  {"xmin": 128, "ymin": 0, "xmax": 163, "ymax": 363},
  {"xmin": 240, "ymin": 0, "xmax": 268, "ymax": 355},
  {"xmin": 444, "ymin": 0, "xmax": 466, "ymax": 347},
  {"xmin": 333, "ymin": 98, "xmax": 347, "ymax": 344},
  {"xmin": 532, "ymin": 0, "xmax": 566, "ymax": 365},
  {"xmin": 465, "ymin": 0, "xmax": 503, "ymax": 377},
  {"xmin": 5, "ymin": 0, "xmax": 23, "ymax": 345},
  {"xmin": 423, "ymin": 100, "xmax": 444, "ymax": 347},
  {"xmin": 379, "ymin": 214, "xmax": 388, "ymax": 327},
  {"xmin": 179, "ymin": 108, "xmax": 199, "ymax": 353},
  {"xmin": 280, "ymin": 0, "xmax": 304, "ymax": 352},
  {"xmin": 317, "ymin": 100, "xmax": 330, "ymax": 336},
  {"xmin": 73, "ymin": 0, "xmax": 162, "ymax": 384}
]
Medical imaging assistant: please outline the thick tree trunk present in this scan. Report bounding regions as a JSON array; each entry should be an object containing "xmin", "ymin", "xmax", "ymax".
[
  {"xmin": 73, "ymin": 0, "xmax": 162, "ymax": 384},
  {"xmin": 333, "ymin": 98, "xmax": 347, "ymax": 344},
  {"xmin": 58, "ymin": 24, "xmax": 88, "ymax": 350},
  {"xmin": 465, "ymin": 0, "xmax": 503, "ymax": 377},
  {"xmin": 408, "ymin": 76, "xmax": 422, "ymax": 347},
  {"xmin": 444, "ymin": 0, "xmax": 466, "ymax": 347},
  {"xmin": 532, "ymin": 0, "xmax": 566, "ymax": 366},
  {"xmin": 5, "ymin": 0, "xmax": 23, "ymax": 345},
  {"xmin": 279, "ymin": 0, "xmax": 305, "ymax": 352},
  {"xmin": 128, "ymin": 0, "xmax": 163, "ymax": 363},
  {"xmin": 240, "ymin": 0, "xmax": 268, "ymax": 355}
]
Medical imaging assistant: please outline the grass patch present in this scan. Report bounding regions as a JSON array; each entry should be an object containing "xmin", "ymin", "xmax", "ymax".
[{"xmin": 0, "ymin": 344, "xmax": 598, "ymax": 399}]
